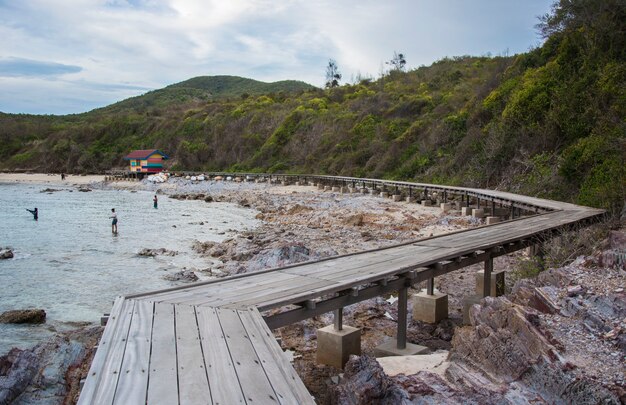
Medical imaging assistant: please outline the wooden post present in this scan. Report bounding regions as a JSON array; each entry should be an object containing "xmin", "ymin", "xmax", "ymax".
[
  {"xmin": 483, "ymin": 256, "xmax": 493, "ymax": 297},
  {"xmin": 444, "ymin": 191, "xmax": 447, "ymax": 203},
  {"xmin": 477, "ymin": 198, "xmax": 481, "ymax": 208},
  {"xmin": 427, "ymin": 278, "xmax": 435, "ymax": 295},
  {"xmin": 492, "ymin": 199, "xmax": 496, "ymax": 215},
  {"xmin": 397, "ymin": 286, "xmax": 407, "ymax": 350},
  {"xmin": 334, "ymin": 308, "xmax": 343, "ymax": 331}
]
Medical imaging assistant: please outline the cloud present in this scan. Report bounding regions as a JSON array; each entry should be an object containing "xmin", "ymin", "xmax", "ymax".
[
  {"xmin": 0, "ymin": 0, "xmax": 553, "ymax": 114},
  {"xmin": 0, "ymin": 58, "xmax": 82, "ymax": 77}
]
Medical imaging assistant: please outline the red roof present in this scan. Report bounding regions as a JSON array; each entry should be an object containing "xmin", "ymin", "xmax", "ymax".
[{"xmin": 124, "ymin": 149, "xmax": 169, "ymax": 160}]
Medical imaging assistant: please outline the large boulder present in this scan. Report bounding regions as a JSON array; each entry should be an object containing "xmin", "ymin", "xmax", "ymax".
[
  {"xmin": 0, "ymin": 309, "xmax": 46, "ymax": 324},
  {"xmin": 0, "ymin": 249, "xmax": 13, "ymax": 259}
]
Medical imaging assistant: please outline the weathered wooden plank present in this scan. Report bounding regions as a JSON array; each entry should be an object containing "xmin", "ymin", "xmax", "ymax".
[
  {"xmin": 146, "ymin": 302, "xmax": 178, "ymax": 405},
  {"xmin": 112, "ymin": 300, "xmax": 154, "ymax": 405},
  {"xmin": 175, "ymin": 305, "xmax": 212, "ymax": 405},
  {"xmin": 221, "ymin": 279, "xmax": 337, "ymax": 310},
  {"xmin": 77, "ymin": 296, "xmax": 126, "ymax": 405},
  {"xmin": 215, "ymin": 307, "xmax": 280, "ymax": 404},
  {"xmin": 195, "ymin": 306, "xmax": 245, "ymax": 404},
  {"xmin": 171, "ymin": 272, "xmax": 302, "ymax": 306},
  {"xmin": 81, "ymin": 299, "xmax": 136, "ymax": 405},
  {"xmin": 238, "ymin": 308, "xmax": 314, "ymax": 404}
]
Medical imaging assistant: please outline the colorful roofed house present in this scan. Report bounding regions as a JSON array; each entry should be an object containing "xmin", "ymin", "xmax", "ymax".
[{"xmin": 124, "ymin": 149, "xmax": 169, "ymax": 173}]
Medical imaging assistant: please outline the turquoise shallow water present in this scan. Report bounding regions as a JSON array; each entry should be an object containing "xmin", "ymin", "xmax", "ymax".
[{"xmin": 0, "ymin": 182, "xmax": 258, "ymax": 353}]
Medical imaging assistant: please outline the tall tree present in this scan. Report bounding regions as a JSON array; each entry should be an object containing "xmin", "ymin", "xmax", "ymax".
[
  {"xmin": 325, "ymin": 59, "xmax": 342, "ymax": 88},
  {"xmin": 386, "ymin": 51, "xmax": 406, "ymax": 72}
]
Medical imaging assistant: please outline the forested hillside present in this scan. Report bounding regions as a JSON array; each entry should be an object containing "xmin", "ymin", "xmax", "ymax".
[{"xmin": 0, "ymin": 0, "xmax": 623, "ymax": 213}]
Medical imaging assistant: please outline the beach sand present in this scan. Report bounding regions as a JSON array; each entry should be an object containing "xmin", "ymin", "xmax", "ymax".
[{"xmin": 0, "ymin": 173, "xmax": 105, "ymax": 185}]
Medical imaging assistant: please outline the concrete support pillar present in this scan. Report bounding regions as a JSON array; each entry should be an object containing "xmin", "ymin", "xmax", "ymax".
[
  {"xmin": 406, "ymin": 196, "xmax": 416, "ymax": 203},
  {"xmin": 392, "ymin": 194, "xmax": 402, "ymax": 202},
  {"xmin": 317, "ymin": 307, "xmax": 361, "ymax": 369},
  {"xmin": 440, "ymin": 202, "xmax": 452, "ymax": 213},
  {"xmin": 472, "ymin": 208, "xmax": 485, "ymax": 218},
  {"xmin": 475, "ymin": 270, "xmax": 505, "ymax": 297},
  {"xmin": 462, "ymin": 295, "xmax": 483, "ymax": 325},
  {"xmin": 331, "ymin": 186, "xmax": 340, "ymax": 192},
  {"xmin": 486, "ymin": 216, "xmax": 501, "ymax": 225},
  {"xmin": 324, "ymin": 186, "xmax": 332, "ymax": 191},
  {"xmin": 421, "ymin": 200, "xmax": 432, "ymax": 207},
  {"xmin": 294, "ymin": 182, "xmax": 300, "ymax": 186},
  {"xmin": 461, "ymin": 207, "xmax": 472, "ymax": 216},
  {"xmin": 380, "ymin": 192, "xmax": 389, "ymax": 198},
  {"xmin": 413, "ymin": 290, "xmax": 448, "ymax": 323}
]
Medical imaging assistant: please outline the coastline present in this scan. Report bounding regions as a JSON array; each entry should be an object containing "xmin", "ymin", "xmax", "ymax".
[{"xmin": 0, "ymin": 172, "xmax": 105, "ymax": 185}]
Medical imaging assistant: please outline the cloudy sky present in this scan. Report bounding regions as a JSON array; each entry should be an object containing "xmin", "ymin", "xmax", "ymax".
[{"xmin": 0, "ymin": 0, "xmax": 554, "ymax": 115}]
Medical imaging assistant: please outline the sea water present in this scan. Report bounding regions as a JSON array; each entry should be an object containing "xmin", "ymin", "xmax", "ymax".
[{"xmin": 0, "ymin": 182, "xmax": 259, "ymax": 353}]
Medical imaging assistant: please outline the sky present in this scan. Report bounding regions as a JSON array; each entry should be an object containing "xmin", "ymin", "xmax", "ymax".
[{"xmin": 0, "ymin": 0, "xmax": 554, "ymax": 115}]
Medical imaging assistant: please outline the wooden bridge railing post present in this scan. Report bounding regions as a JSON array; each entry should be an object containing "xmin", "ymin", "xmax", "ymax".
[
  {"xmin": 396, "ymin": 286, "xmax": 408, "ymax": 350},
  {"xmin": 333, "ymin": 308, "xmax": 343, "ymax": 331},
  {"xmin": 427, "ymin": 278, "xmax": 435, "ymax": 295},
  {"xmin": 483, "ymin": 256, "xmax": 493, "ymax": 298}
]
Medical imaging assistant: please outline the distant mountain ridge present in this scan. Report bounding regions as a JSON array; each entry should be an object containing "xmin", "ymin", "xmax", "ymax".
[{"xmin": 100, "ymin": 75, "xmax": 316, "ymax": 112}]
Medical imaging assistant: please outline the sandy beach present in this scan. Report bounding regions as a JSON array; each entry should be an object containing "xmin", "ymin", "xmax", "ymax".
[{"xmin": 0, "ymin": 173, "xmax": 105, "ymax": 185}]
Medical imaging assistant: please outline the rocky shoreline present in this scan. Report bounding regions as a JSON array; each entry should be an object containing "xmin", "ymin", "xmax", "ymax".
[{"xmin": 1, "ymin": 177, "xmax": 624, "ymax": 404}]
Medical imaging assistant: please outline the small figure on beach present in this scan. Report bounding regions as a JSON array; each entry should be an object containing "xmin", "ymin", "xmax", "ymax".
[
  {"xmin": 26, "ymin": 207, "xmax": 38, "ymax": 221},
  {"xmin": 61, "ymin": 173, "xmax": 65, "ymax": 181},
  {"xmin": 153, "ymin": 195, "xmax": 158, "ymax": 209},
  {"xmin": 109, "ymin": 208, "xmax": 118, "ymax": 234}
]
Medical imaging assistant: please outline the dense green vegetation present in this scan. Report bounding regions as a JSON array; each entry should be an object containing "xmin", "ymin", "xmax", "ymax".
[{"xmin": 0, "ymin": 0, "xmax": 623, "ymax": 213}]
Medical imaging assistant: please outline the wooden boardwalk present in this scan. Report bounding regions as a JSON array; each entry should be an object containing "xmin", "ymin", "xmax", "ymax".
[{"xmin": 78, "ymin": 177, "xmax": 604, "ymax": 405}]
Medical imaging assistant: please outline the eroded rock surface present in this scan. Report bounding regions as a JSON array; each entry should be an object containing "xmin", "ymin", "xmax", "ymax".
[{"xmin": 0, "ymin": 309, "xmax": 46, "ymax": 324}]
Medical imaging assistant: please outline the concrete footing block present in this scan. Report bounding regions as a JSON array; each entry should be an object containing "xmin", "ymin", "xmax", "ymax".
[
  {"xmin": 281, "ymin": 181, "xmax": 288, "ymax": 186},
  {"xmin": 486, "ymin": 216, "xmax": 501, "ymax": 225},
  {"xmin": 348, "ymin": 187, "xmax": 356, "ymax": 193},
  {"xmin": 462, "ymin": 295, "xmax": 483, "ymax": 325},
  {"xmin": 413, "ymin": 292, "xmax": 448, "ymax": 323},
  {"xmin": 475, "ymin": 270, "xmax": 506, "ymax": 297},
  {"xmin": 374, "ymin": 340, "xmax": 429, "ymax": 357},
  {"xmin": 380, "ymin": 192, "xmax": 389, "ymax": 198},
  {"xmin": 317, "ymin": 325, "xmax": 361, "ymax": 369},
  {"xmin": 421, "ymin": 200, "xmax": 432, "ymax": 206},
  {"xmin": 317, "ymin": 184, "xmax": 325, "ymax": 190},
  {"xmin": 324, "ymin": 186, "xmax": 332, "ymax": 191},
  {"xmin": 331, "ymin": 186, "xmax": 340, "ymax": 192},
  {"xmin": 461, "ymin": 207, "xmax": 472, "ymax": 216},
  {"xmin": 472, "ymin": 208, "xmax": 485, "ymax": 218},
  {"xmin": 294, "ymin": 182, "xmax": 300, "ymax": 186},
  {"xmin": 440, "ymin": 203, "xmax": 452, "ymax": 213},
  {"xmin": 361, "ymin": 188, "xmax": 368, "ymax": 194},
  {"xmin": 406, "ymin": 197, "xmax": 416, "ymax": 203},
  {"xmin": 369, "ymin": 189, "xmax": 377, "ymax": 195},
  {"xmin": 392, "ymin": 194, "xmax": 402, "ymax": 202}
]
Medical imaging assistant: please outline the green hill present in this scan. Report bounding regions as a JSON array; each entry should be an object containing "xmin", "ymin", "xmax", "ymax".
[
  {"xmin": 0, "ymin": 0, "xmax": 624, "ymax": 213},
  {"xmin": 98, "ymin": 75, "xmax": 316, "ymax": 113}
]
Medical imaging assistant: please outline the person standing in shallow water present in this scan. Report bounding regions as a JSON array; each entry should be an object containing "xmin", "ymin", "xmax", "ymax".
[
  {"xmin": 26, "ymin": 208, "xmax": 38, "ymax": 220},
  {"xmin": 153, "ymin": 195, "xmax": 158, "ymax": 209},
  {"xmin": 109, "ymin": 208, "xmax": 118, "ymax": 234}
]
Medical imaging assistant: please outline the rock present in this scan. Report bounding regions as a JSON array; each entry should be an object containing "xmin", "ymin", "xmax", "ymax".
[
  {"xmin": 40, "ymin": 188, "xmax": 62, "ymax": 193},
  {"xmin": 331, "ymin": 355, "xmax": 411, "ymax": 404},
  {"xmin": 344, "ymin": 214, "xmax": 364, "ymax": 226},
  {"xmin": 0, "ymin": 326, "xmax": 102, "ymax": 404},
  {"xmin": 163, "ymin": 270, "xmax": 198, "ymax": 282},
  {"xmin": 0, "ymin": 248, "xmax": 13, "ymax": 259},
  {"xmin": 204, "ymin": 195, "xmax": 213, "ymax": 203},
  {"xmin": 77, "ymin": 187, "xmax": 91, "ymax": 192},
  {"xmin": 0, "ymin": 309, "xmax": 46, "ymax": 324},
  {"xmin": 137, "ymin": 248, "xmax": 178, "ymax": 257}
]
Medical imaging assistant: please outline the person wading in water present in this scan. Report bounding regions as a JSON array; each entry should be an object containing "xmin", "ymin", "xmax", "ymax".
[
  {"xmin": 153, "ymin": 195, "xmax": 158, "ymax": 209},
  {"xmin": 26, "ymin": 208, "xmax": 38, "ymax": 220},
  {"xmin": 109, "ymin": 208, "xmax": 118, "ymax": 234}
]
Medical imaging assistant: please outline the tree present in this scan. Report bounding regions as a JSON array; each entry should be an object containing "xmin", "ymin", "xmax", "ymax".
[
  {"xmin": 325, "ymin": 59, "xmax": 342, "ymax": 88},
  {"xmin": 386, "ymin": 51, "xmax": 406, "ymax": 72}
]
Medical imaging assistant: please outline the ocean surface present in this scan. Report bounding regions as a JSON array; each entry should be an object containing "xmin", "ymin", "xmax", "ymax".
[{"xmin": 0, "ymin": 182, "xmax": 259, "ymax": 353}]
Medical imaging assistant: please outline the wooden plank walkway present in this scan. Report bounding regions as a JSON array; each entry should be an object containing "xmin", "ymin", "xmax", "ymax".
[{"xmin": 79, "ymin": 178, "xmax": 604, "ymax": 405}]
